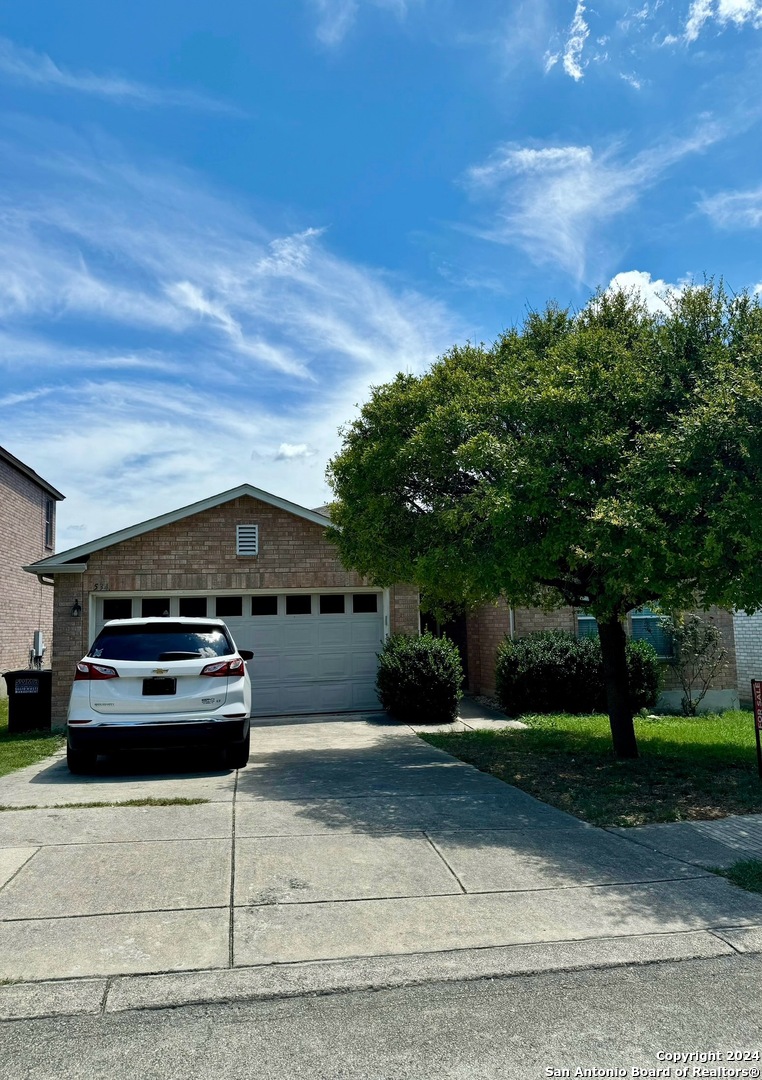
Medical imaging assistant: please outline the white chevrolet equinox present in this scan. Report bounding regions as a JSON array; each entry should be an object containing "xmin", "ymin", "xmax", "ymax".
[{"xmin": 66, "ymin": 617, "xmax": 252, "ymax": 774}]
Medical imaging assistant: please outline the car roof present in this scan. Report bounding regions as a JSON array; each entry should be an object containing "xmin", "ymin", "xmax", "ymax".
[{"xmin": 100, "ymin": 617, "xmax": 229, "ymax": 628}]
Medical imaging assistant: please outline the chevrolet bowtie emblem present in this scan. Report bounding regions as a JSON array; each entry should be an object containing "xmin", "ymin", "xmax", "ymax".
[{"xmin": 153, "ymin": 668, "xmax": 168, "ymax": 674}]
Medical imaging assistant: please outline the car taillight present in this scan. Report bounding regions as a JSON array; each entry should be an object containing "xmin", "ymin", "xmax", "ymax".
[
  {"xmin": 201, "ymin": 657, "xmax": 246, "ymax": 677},
  {"xmin": 74, "ymin": 662, "xmax": 119, "ymax": 680}
]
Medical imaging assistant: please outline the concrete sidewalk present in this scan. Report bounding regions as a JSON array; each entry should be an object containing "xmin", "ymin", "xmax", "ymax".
[{"xmin": 1, "ymin": 702, "xmax": 762, "ymax": 1020}]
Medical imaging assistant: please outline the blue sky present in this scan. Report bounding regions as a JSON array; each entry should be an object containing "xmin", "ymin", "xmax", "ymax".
[{"xmin": 2, "ymin": 1, "xmax": 762, "ymax": 546}]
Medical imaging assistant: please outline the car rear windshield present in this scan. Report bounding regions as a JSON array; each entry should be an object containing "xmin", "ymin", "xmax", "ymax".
[{"xmin": 89, "ymin": 624, "xmax": 234, "ymax": 661}]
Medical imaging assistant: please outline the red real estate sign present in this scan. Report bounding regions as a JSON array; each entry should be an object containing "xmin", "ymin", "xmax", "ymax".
[{"xmin": 751, "ymin": 680, "xmax": 762, "ymax": 778}]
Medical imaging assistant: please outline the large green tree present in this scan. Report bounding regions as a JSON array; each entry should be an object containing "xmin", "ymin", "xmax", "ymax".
[{"xmin": 327, "ymin": 284, "xmax": 762, "ymax": 758}]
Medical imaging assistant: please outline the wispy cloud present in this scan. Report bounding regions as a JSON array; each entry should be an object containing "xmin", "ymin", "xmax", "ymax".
[
  {"xmin": 0, "ymin": 37, "xmax": 235, "ymax": 112},
  {"xmin": 685, "ymin": 0, "xmax": 762, "ymax": 42},
  {"xmin": 563, "ymin": 1, "xmax": 590, "ymax": 80},
  {"xmin": 1, "ymin": 128, "xmax": 458, "ymax": 542},
  {"xmin": 700, "ymin": 185, "xmax": 762, "ymax": 228},
  {"xmin": 309, "ymin": 0, "xmax": 413, "ymax": 46},
  {"xmin": 463, "ymin": 122, "xmax": 726, "ymax": 279}
]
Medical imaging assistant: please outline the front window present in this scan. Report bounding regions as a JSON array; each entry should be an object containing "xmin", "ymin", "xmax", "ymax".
[
  {"xmin": 631, "ymin": 607, "xmax": 673, "ymax": 658},
  {"xmin": 44, "ymin": 498, "xmax": 54, "ymax": 549}
]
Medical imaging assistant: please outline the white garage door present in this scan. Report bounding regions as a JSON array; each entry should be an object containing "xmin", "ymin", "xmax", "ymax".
[
  {"xmin": 94, "ymin": 591, "xmax": 385, "ymax": 717},
  {"xmin": 224, "ymin": 593, "xmax": 385, "ymax": 716}
]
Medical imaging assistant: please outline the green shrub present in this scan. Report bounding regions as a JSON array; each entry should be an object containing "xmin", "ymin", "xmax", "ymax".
[
  {"xmin": 495, "ymin": 630, "xmax": 661, "ymax": 716},
  {"xmin": 376, "ymin": 632, "xmax": 464, "ymax": 723},
  {"xmin": 626, "ymin": 638, "xmax": 662, "ymax": 712}
]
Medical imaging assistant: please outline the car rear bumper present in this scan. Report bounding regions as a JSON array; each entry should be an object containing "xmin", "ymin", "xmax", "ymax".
[{"xmin": 67, "ymin": 718, "xmax": 249, "ymax": 752}]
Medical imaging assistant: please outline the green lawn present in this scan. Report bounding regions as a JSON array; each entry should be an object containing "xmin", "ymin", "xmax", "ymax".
[
  {"xmin": 0, "ymin": 698, "xmax": 64, "ymax": 778},
  {"xmin": 420, "ymin": 710, "xmax": 762, "ymax": 827}
]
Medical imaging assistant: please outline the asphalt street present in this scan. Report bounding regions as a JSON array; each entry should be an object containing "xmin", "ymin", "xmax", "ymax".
[{"xmin": 2, "ymin": 954, "xmax": 761, "ymax": 1080}]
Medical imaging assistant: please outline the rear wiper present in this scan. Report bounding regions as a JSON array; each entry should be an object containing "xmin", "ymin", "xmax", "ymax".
[{"xmin": 157, "ymin": 651, "xmax": 203, "ymax": 661}]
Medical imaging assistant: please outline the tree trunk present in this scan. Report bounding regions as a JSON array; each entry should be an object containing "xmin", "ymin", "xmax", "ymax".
[{"xmin": 597, "ymin": 616, "xmax": 639, "ymax": 759}]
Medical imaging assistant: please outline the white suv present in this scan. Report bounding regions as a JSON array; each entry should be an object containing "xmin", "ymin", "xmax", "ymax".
[{"xmin": 66, "ymin": 617, "xmax": 252, "ymax": 773}]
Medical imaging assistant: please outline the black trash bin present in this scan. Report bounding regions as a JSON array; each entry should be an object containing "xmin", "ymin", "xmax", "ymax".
[{"xmin": 3, "ymin": 670, "xmax": 53, "ymax": 733}]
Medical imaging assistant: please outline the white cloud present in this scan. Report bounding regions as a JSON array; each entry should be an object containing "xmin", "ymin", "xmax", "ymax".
[
  {"xmin": 274, "ymin": 443, "xmax": 314, "ymax": 460},
  {"xmin": 700, "ymin": 185, "xmax": 762, "ymax": 227},
  {"xmin": 463, "ymin": 122, "xmax": 726, "ymax": 280},
  {"xmin": 685, "ymin": 0, "xmax": 762, "ymax": 41},
  {"xmin": 0, "ymin": 37, "xmax": 234, "ymax": 112},
  {"xmin": 309, "ymin": 0, "xmax": 413, "ymax": 46},
  {"xmin": 606, "ymin": 269, "xmax": 680, "ymax": 313},
  {"xmin": 563, "ymin": 1, "xmax": 590, "ymax": 80}
]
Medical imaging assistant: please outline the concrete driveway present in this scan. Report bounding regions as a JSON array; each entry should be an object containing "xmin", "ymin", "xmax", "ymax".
[{"xmin": 1, "ymin": 704, "xmax": 762, "ymax": 1019}]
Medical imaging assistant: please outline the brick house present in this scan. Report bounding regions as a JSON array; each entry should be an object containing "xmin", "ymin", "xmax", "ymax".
[
  {"xmin": 24, "ymin": 480, "xmax": 742, "ymax": 724},
  {"xmin": 0, "ymin": 445, "xmax": 64, "ymax": 690},
  {"xmin": 24, "ymin": 484, "xmax": 420, "ymax": 728}
]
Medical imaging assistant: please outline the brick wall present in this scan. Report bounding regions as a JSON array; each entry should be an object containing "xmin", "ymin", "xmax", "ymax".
[
  {"xmin": 658, "ymin": 606, "xmax": 738, "ymax": 695},
  {"xmin": 731, "ymin": 611, "xmax": 762, "ymax": 706},
  {"xmin": 469, "ymin": 602, "xmax": 738, "ymax": 701},
  {"xmin": 389, "ymin": 585, "xmax": 420, "ymax": 637},
  {"xmin": 50, "ymin": 495, "xmax": 416, "ymax": 725},
  {"xmin": 0, "ymin": 457, "xmax": 56, "ymax": 690}
]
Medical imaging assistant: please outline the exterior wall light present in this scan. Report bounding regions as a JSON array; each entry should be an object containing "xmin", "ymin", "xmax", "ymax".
[{"xmin": 71, "ymin": 599, "xmax": 82, "ymax": 618}]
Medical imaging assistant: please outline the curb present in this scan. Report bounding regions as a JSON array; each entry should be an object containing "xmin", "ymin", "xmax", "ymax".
[{"xmin": 0, "ymin": 929, "xmax": 755, "ymax": 1022}]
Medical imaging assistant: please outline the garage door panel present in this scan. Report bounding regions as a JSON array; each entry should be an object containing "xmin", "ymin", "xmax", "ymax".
[
  {"xmin": 317, "ymin": 652, "xmax": 352, "ymax": 679},
  {"xmin": 283, "ymin": 621, "xmax": 319, "ymax": 648},
  {"xmin": 351, "ymin": 620, "xmax": 385, "ymax": 646},
  {"xmin": 232, "ymin": 618, "xmax": 280, "ymax": 650},
  {"xmin": 351, "ymin": 651, "xmax": 380, "ymax": 678},
  {"xmin": 352, "ymin": 682, "xmax": 381, "ymax": 709},
  {"xmin": 316, "ymin": 620, "xmax": 353, "ymax": 647},
  {"xmin": 314, "ymin": 682, "xmax": 354, "ymax": 712},
  {"xmin": 280, "ymin": 654, "xmax": 318, "ymax": 681}
]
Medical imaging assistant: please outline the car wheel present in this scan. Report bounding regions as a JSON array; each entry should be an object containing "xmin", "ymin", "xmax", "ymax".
[
  {"xmin": 67, "ymin": 745, "xmax": 98, "ymax": 774},
  {"xmin": 226, "ymin": 732, "xmax": 250, "ymax": 770}
]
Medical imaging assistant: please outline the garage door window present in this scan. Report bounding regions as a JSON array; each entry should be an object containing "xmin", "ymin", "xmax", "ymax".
[
  {"xmin": 252, "ymin": 596, "xmax": 278, "ymax": 616},
  {"xmin": 142, "ymin": 598, "xmax": 170, "ymax": 617},
  {"xmin": 216, "ymin": 596, "xmax": 243, "ymax": 617},
  {"xmin": 103, "ymin": 598, "xmax": 133, "ymax": 620},
  {"xmin": 319, "ymin": 594, "xmax": 345, "ymax": 614},
  {"xmin": 179, "ymin": 597, "xmax": 207, "ymax": 617},
  {"xmin": 352, "ymin": 594, "xmax": 378, "ymax": 613},
  {"xmin": 286, "ymin": 595, "xmax": 312, "ymax": 615}
]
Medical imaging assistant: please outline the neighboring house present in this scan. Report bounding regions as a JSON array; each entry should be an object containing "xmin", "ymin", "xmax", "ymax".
[
  {"xmin": 0, "ymin": 445, "xmax": 64, "ymax": 690},
  {"xmin": 24, "ymin": 484, "xmax": 420, "ymax": 728},
  {"xmin": 730, "ymin": 612, "xmax": 762, "ymax": 708}
]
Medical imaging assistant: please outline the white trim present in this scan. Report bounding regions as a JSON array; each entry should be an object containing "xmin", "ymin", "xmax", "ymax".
[
  {"xmin": 382, "ymin": 588, "xmax": 391, "ymax": 639},
  {"xmin": 24, "ymin": 562, "xmax": 87, "ymax": 576},
  {"xmin": 23, "ymin": 484, "xmax": 332, "ymax": 574}
]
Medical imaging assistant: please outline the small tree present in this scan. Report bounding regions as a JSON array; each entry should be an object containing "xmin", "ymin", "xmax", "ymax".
[{"xmin": 669, "ymin": 613, "xmax": 730, "ymax": 716}]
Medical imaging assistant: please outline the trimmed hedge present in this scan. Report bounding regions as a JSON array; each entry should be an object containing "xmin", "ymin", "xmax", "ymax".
[
  {"xmin": 495, "ymin": 630, "xmax": 661, "ymax": 716},
  {"xmin": 376, "ymin": 632, "xmax": 464, "ymax": 723}
]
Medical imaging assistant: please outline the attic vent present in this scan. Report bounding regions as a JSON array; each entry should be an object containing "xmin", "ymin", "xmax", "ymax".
[{"xmin": 236, "ymin": 524, "xmax": 259, "ymax": 556}]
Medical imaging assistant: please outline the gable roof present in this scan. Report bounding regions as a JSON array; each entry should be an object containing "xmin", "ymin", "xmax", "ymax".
[
  {"xmin": 24, "ymin": 483, "xmax": 332, "ymax": 576},
  {"xmin": 0, "ymin": 445, "xmax": 64, "ymax": 501}
]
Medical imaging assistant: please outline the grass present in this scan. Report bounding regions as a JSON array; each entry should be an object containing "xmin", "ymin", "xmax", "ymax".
[
  {"xmin": 0, "ymin": 697, "xmax": 64, "ymax": 778},
  {"xmin": 0, "ymin": 797, "xmax": 209, "ymax": 812},
  {"xmin": 420, "ymin": 709, "xmax": 762, "ymax": 827},
  {"xmin": 709, "ymin": 859, "xmax": 762, "ymax": 894}
]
